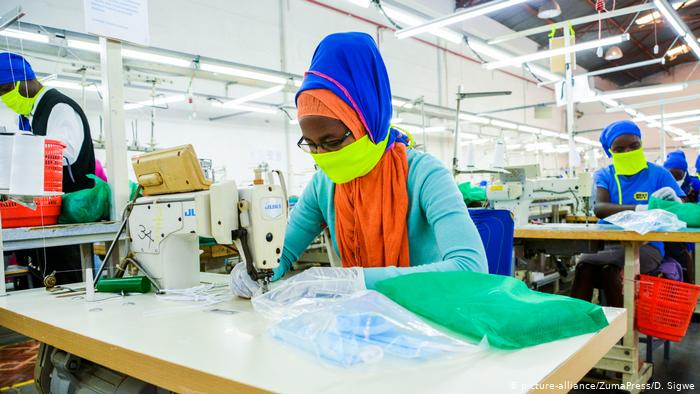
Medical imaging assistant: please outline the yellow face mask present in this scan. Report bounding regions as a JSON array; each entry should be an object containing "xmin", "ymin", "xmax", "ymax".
[
  {"xmin": 310, "ymin": 134, "xmax": 388, "ymax": 184},
  {"xmin": 1, "ymin": 82, "xmax": 42, "ymax": 116},
  {"xmin": 611, "ymin": 148, "xmax": 647, "ymax": 176}
]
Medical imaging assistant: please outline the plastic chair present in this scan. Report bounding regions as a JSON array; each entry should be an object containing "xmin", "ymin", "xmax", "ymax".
[{"xmin": 468, "ymin": 209, "xmax": 515, "ymax": 276}]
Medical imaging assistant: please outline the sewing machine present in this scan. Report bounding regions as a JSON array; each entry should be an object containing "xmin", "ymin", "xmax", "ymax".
[
  {"xmin": 487, "ymin": 164, "xmax": 593, "ymax": 226},
  {"xmin": 128, "ymin": 145, "xmax": 287, "ymax": 291}
]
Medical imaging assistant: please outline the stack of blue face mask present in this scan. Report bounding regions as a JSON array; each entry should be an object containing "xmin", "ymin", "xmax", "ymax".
[{"xmin": 267, "ymin": 291, "xmax": 475, "ymax": 367}]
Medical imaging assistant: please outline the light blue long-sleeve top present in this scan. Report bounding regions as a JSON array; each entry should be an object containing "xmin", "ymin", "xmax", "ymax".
[{"xmin": 274, "ymin": 149, "xmax": 488, "ymax": 289}]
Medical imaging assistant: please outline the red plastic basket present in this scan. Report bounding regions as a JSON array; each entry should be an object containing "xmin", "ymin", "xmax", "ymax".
[
  {"xmin": 636, "ymin": 274, "xmax": 700, "ymax": 342},
  {"xmin": 0, "ymin": 196, "xmax": 62, "ymax": 228},
  {"xmin": 44, "ymin": 139, "xmax": 66, "ymax": 193}
]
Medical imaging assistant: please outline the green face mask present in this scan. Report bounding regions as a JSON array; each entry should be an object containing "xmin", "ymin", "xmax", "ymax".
[
  {"xmin": 310, "ymin": 134, "xmax": 389, "ymax": 184},
  {"xmin": 611, "ymin": 148, "xmax": 647, "ymax": 176},
  {"xmin": 1, "ymin": 82, "xmax": 42, "ymax": 116}
]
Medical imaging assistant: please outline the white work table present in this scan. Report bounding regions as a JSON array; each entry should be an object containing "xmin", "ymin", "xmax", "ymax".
[{"xmin": 0, "ymin": 274, "xmax": 625, "ymax": 394}]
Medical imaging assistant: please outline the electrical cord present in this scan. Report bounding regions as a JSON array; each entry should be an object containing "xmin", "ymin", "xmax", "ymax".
[{"xmin": 374, "ymin": 0, "xmax": 403, "ymax": 30}]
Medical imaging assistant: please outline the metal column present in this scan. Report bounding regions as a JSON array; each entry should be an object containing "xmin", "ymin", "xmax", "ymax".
[
  {"xmin": 564, "ymin": 27, "xmax": 577, "ymax": 173},
  {"xmin": 659, "ymin": 101, "xmax": 667, "ymax": 160},
  {"xmin": 99, "ymin": 37, "xmax": 129, "ymax": 220},
  {"xmin": 99, "ymin": 37, "xmax": 129, "ymax": 275}
]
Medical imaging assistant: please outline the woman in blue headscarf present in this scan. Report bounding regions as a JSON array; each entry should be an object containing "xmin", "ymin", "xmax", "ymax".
[
  {"xmin": 571, "ymin": 120, "xmax": 685, "ymax": 307},
  {"xmin": 663, "ymin": 150, "xmax": 700, "ymax": 203},
  {"xmin": 230, "ymin": 32, "xmax": 487, "ymax": 297}
]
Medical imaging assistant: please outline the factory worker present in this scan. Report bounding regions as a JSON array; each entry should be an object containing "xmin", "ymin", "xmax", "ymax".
[
  {"xmin": 663, "ymin": 150, "xmax": 700, "ymax": 203},
  {"xmin": 0, "ymin": 53, "xmax": 96, "ymax": 285},
  {"xmin": 0, "ymin": 53, "xmax": 95, "ymax": 193},
  {"xmin": 231, "ymin": 32, "xmax": 487, "ymax": 297},
  {"xmin": 571, "ymin": 120, "xmax": 685, "ymax": 307}
]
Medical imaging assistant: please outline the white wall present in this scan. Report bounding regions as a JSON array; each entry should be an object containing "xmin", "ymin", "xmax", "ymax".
[{"xmin": 2, "ymin": 0, "xmax": 619, "ymax": 187}]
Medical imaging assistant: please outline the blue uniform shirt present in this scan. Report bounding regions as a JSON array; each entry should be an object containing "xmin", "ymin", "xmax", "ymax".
[
  {"xmin": 681, "ymin": 175, "xmax": 700, "ymax": 202},
  {"xmin": 594, "ymin": 162, "xmax": 686, "ymax": 256}
]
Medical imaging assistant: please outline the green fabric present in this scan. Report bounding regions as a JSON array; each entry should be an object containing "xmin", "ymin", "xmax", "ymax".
[
  {"xmin": 58, "ymin": 174, "xmax": 111, "ymax": 224},
  {"xmin": 129, "ymin": 181, "xmax": 143, "ymax": 201},
  {"xmin": 457, "ymin": 182, "xmax": 486, "ymax": 204},
  {"xmin": 649, "ymin": 197, "xmax": 700, "ymax": 227},
  {"xmin": 375, "ymin": 272, "xmax": 609, "ymax": 349}
]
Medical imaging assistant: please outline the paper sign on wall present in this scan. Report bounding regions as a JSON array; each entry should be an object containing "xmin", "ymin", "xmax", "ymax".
[{"xmin": 83, "ymin": 0, "xmax": 150, "ymax": 46}]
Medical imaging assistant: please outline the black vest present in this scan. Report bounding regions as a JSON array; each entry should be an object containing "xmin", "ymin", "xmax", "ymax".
[{"xmin": 31, "ymin": 89, "xmax": 95, "ymax": 193}]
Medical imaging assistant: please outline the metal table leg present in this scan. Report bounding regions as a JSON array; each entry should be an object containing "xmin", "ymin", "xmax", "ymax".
[{"xmin": 596, "ymin": 241, "xmax": 652, "ymax": 393}]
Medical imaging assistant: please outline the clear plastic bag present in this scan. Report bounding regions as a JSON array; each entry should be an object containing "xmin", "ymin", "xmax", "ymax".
[
  {"xmin": 605, "ymin": 209, "xmax": 686, "ymax": 235},
  {"xmin": 251, "ymin": 266, "xmax": 365, "ymax": 320},
  {"xmin": 267, "ymin": 291, "xmax": 477, "ymax": 367}
]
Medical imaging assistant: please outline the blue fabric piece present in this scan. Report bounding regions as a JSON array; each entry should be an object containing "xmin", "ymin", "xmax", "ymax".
[
  {"xmin": 268, "ymin": 291, "xmax": 468, "ymax": 367},
  {"xmin": 18, "ymin": 115, "xmax": 31, "ymax": 131},
  {"xmin": 663, "ymin": 150, "xmax": 688, "ymax": 172},
  {"xmin": 295, "ymin": 32, "xmax": 409, "ymax": 149},
  {"xmin": 696, "ymin": 155, "xmax": 700, "ymax": 173},
  {"xmin": 683, "ymin": 175, "xmax": 700, "ymax": 197},
  {"xmin": 648, "ymin": 256, "xmax": 684, "ymax": 282},
  {"xmin": 0, "ymin": 53, "xmax": 35, "ymax": 84},
  {"xmin": 599, "ymin": 120, "xmax": 641, "ymax": 158},
  {"xmin": 595, "ymin": 162, "xmax": 686, "ymax": 256},
  {"xmin": 273, "ymin": 149, "xmax": 488, "ymax": 288},
  {"xmin": 468, "ymin": 209, "xmax": 514, "ymax": 276}
]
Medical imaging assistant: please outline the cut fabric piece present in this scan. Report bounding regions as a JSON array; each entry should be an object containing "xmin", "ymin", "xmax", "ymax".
[
  {"xmin": 604, "ymin": 209, "xmax": 686, "ymax": 235},
  {"xmin": 375, "ymin": 271, "xmax": 608, "ymax": 349},
  {"xmin": 648, "ymin": 197, "xmax": 700, "ymax": 227},
  {"xmin": 458, "ymin": 182, "xmax": 486, "ymax": 204},
  {"xmin": 268, "ymin": 291, "xmax": 476, "ymax": 367}
]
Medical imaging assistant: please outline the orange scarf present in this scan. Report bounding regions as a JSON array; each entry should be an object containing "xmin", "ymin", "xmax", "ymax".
[{"xmin": 297, "ymin": 89, "xmax": 410, "ymax": 268}]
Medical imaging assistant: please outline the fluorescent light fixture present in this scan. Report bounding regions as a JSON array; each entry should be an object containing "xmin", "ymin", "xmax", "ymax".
[
  {"xmin": 391, "ymin": 118, "xmax": 404, "ymax": 124},
  {"xmin": 574, "ymin": 136, "xmax": 599, "ymax": 146},
  {"xmin": 289, "ymin": 119, "xmax": 299, "ymax": 125},
  {"xmin": 460, "ymin": 138, "xmax": 490, "ymax": 146},
  {"xmin": 556, "ymin": 133, "xmax": 570, "ymax": 140},
  {"xmin": 292, "ymin": 78, "xmax": 303, "ymax": 87},
  {"xmin": 396, "ymin": 0, "xmax": 528, "ymax": 41},
  {"xmin": 45, "ymin": 80, "xmax": 101, "ymax": 92},
  {"xmin": 0, "ymin": 28, "xmax": 48, "ymax": 43},
  {"xmin": 667, "ymin": 44, "xmax": 690, "ymax": 58},
  {"xmin": 211, "ymin": 102, "xmax": 278, "ymax": 114},
  {"xmin": 121, "ymin": 49, "xmax": 192, "ymax": 68},
  {"xmin": 646, "ymin": 109, "xmax": 700, "ymax": 120},
  {"xmin": 525, "ymin": 142, "xmax": 554, "ymax": 151},
  {"xmin": 636, "ymin": 0, "xmax": 698, "ymax": 25},
  {"xmin": 654, "ymin": 0, "xmax": 686, "ymax": 37},
  {"xmin": 624, "ymin": 108, "xmax": 639, "ymax": 117},
  {"xmin": 506, "ymin": 144, "xmax": 522, "ymax": 150},
  {"xmin": 578, "ymin": 83, "xmax": 686, "ymax": 103},
  {"xmin": 66, "ymin": 38, "xmax": 100, "ymax": 52},
  {"xmin": 382, "ymin": 4, "xmax": 463, "ymax": 43},
  {"xmin": 599, "ymin": 97, "xmax": 620, "ymax": 107},
  {"xmin": 491, "ymin": 119, "xmax": 517, "ymax": 129},
  {"xmin": 392, "ymin": 98, "xmax": 415, "ymax": 109},
  {"xmin": 200, "ymin": 63, "xmax": 288, "ymax": 84},
  {"xmin": 468, "ymin": 38, "xmax": 561, "ymax": 81},
  {"xmin": 345, "ymin": 0, "xmax": 370, "ymax": 7},
  {"xmin": 686, "ymin": 37, "xmax": 700, "ymax": 59},
  {"xmin": 540, "ymin": 129, "xmax": 561, "ymax": 137},
  {"xmin": 484, "ymin": 34, "xmax": 630, "ymax": 69},
  {"xmin": 219, "ymin": 85, "xmax": 285, "ymax": 108},
  {"xmin": 459, "ymin": 113, "xmax": 490, "ymax": 124},
  {"xmin": 665, "ymin": 115, "xmax": 700, "ymax": 126},
  {"xmin": 124, "ymin": 94, "xmax": 185, "ymax": 110},
  {"xmin": 517, "ymin": 125, "xmax": 541, "ymax": 134}
]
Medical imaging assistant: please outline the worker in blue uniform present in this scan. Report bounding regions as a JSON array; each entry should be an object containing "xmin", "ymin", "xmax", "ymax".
[
  {"xmin": 570, "ymin": 120, "xmax": 685, "ymax": 307},
  {"xmin": 664, "ymin": 150, "xmax": 700, "ymax": 203}
]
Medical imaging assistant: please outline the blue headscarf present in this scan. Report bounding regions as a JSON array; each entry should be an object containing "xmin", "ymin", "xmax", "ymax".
[
  {"xmin": 0, "ymin": 53, "xmax": 36, "ymax": 131},
  {"xmin": 695, "ymin": 155, "xmax": 700, "ymax": 174},
  {"xmin": 295, "ymin": 32, "xmax": 409, "ymax": 149},
  {"xmin": 663, "ymin": 150, "xmax": 688, "ymax": 172},
  {"xmin": 0, "ymin": 52, "xmax": 35, "ymax": 84},
  {"xmin": 599, "ymin": 120, "xmax": 641, "ymax": 157}
]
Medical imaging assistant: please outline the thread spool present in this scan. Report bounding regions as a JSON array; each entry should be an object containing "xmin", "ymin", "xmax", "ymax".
[
  {"xmin": 9, "ymin": 134, "xmax": 45, "ymax": 195},
  {"xmin": 465, "ymin": 143, "xmax": 476, "ymax": 167},
  {"xmin": 493, "ymin": 141, "xmax": 506, "ymax": 168}
]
